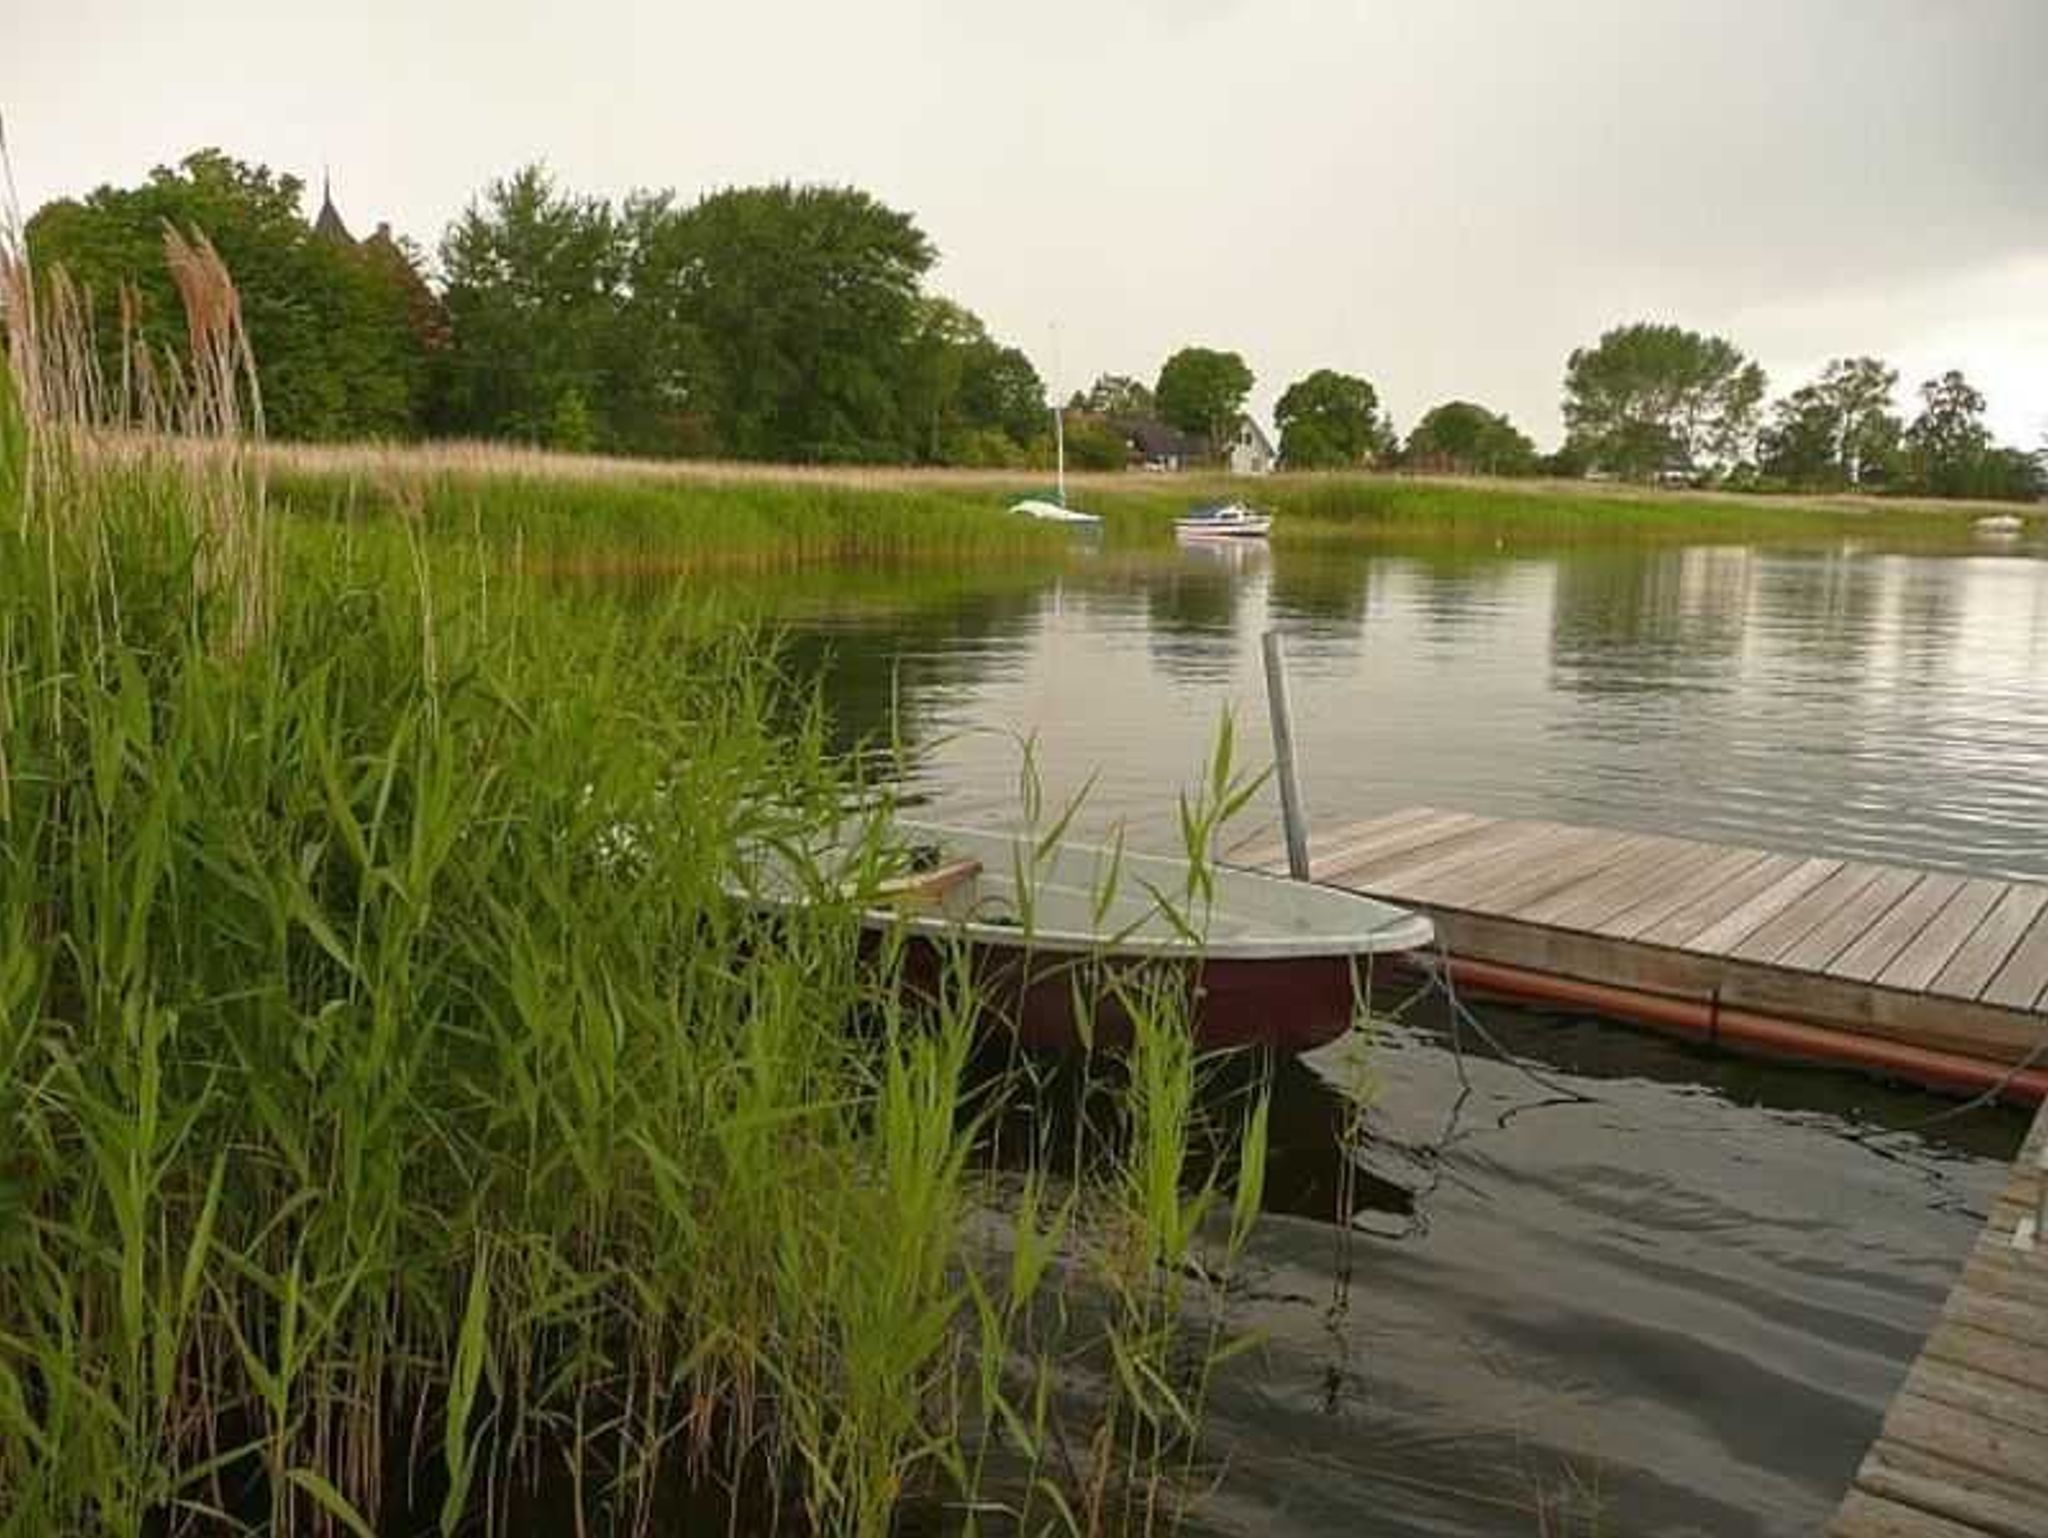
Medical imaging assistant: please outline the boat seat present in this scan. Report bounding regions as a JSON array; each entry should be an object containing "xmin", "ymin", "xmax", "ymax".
[{"xmin": 871, "ymin": 857, "xmax": 983, "ymax": 907}]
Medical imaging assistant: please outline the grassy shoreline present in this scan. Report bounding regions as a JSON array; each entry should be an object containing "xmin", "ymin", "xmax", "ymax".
[{"xmin": 246, "ymin": 438, "xmax": 2033, "ymax": 562}]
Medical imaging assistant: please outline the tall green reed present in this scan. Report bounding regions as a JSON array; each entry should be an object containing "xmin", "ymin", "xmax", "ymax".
[{"xmin": 1, "ymin": 228, "xmax": 1286, "ymax": 1538}]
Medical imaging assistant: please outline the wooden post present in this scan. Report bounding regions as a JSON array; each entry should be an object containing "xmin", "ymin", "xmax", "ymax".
[{"xmin": 1262, "ymin": 629, "xmax": 1311, "ymax": 881}]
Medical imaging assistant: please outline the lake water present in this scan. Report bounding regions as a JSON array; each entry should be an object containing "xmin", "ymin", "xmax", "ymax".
[{"xmin": 760, "ymin": 532, "xmax": 2045, "ymax": 1535}]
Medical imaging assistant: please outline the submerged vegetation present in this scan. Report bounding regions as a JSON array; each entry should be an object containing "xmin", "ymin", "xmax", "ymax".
[{"xmin": 0, "ymin": 234, "xmax": 1294, "ymax": 1536}]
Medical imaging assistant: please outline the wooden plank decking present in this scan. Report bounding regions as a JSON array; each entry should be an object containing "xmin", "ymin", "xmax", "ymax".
[
  {"xmin": 1830, "ymin": 1101, "xmax": 2048, "ymax": 1536},
  {"xmin": 1225, "ymin": 805, "xmax": 2048, "ymax": 1529},
  {"xmin": 1230, "ymin": 807, "xmax": 2048, "ymax": 1530},
  {"xmin": 1237, "ymin": 807, "xmax": 2048, "ymax": 1074}
]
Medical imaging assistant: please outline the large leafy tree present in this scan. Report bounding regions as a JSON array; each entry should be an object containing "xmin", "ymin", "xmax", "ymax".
[
  {"xmin": 1975, "ymin": 446, "xmax": 2046, "ymax": 503},
  {"xmin": 1079, "ymin": 373, "xmax": 1154, "ymax": 418},
  {"xmin": 1816, "ymin": 356, "xmax": 1902, "ymax": 488},
  {"xmin": 1562, "ymin": 322, "xmax": 1766, "ymax": 479},
  {"xmin": 1274, "ymin": 369, "xmax": 1386, "ymax": 469},
  {"xmin": 601, "ymin": 190, "xmax": 726, "ymax": 456},
  {"xmin": 660, "ymin": 183, "xmax": 934, "ymax": 462},
  {"xmin": 1758, "ymin": 357, "xmax": 1901, "ymax": 489},
  {"xmin": 1404, "ymin": 399, "xmax": 1537, "ymax": 475},
  {"xmin": 1757, "ymin": 385, "xmax": 1839, "ymax": 488},
  {"xmin": 1155, "ymin": 346, "xmax": 1253, "ymax": 453},
  {"xmin": 900, "ymin": 298, "xmax": 1045, "ymax": 464},
  {"xmin": 1903, "ymin": 370, "xmax": 1992, "ymax": 498},
  {"xmin": 26, "ymin": 149, "xmax": 425, "ymax": 438},
  {"xmin": 434, "ymin": 165, "xmax": 624, "ymax": 446}
]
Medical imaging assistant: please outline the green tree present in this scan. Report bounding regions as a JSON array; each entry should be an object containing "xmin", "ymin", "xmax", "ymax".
[
  {"xmin": 1904, "ymin": 370, "xmax": 1992, "ymax": 498},
  {"xmin": 660, "ymin": 183, "xmax": 934, "ymax": 461},
  {"xmin": 1080, "ymin": 373, "xmax": 1154, "ymax": 417},
  {"xmin": 605, "ymin": 189, "xmax": 722, "ymax": 456},
  {"xmin": 1758, "ymin": 357, "xmax": 1900, "ymax": 489},
  {"xmin": 1974, "ymin": 445, "xmax": 2044, "ymax": 503},
  {"xmin": 26, "ymin": 149, "xmax": 424, "ymax": 438},
  {"xmin": 958, "ymin": 345, "xmax": 1044, "ymax": 448},
  {"xmin": 434, "ymin": 164, "xmax": 623, "ymax": 443},
  {"xmin": 1274, "ymin": 369, "xmax": 1385, "ymax": 469},
  {"xmin": 1757, "ymin": 384, "xmax": 1838, "ymax": 487},
  {"xmin": 1404, "ymin": 399, "xmax": 1538, "ymax": 475},
  {"xmin": 1155, "ymin": 346, "xmax": 1253, "ymax": 455},
  {"xmin": 900, "ymin": 297, "xmax": 1045, "ymax": 463},
  {"xmin": 1562, "ymin": 322, "xmax": 1766, "ymax": 479},
  {"xmin": 1060, "ymin": 415, "xmax": 1130, "ymax": 470},
  {"xmin": 1817, "ymin": 356, "xmax": 1902, "ymax": 488}
]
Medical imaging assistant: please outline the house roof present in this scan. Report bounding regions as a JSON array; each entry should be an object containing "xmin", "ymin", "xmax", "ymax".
[
  {"xmin": 1123, "ymin": 417, "xmax": 1205, "ymax": 459},
  {"xmin": 1235, "ymin": 415, "xmax": 1276, "ymax": 454}
]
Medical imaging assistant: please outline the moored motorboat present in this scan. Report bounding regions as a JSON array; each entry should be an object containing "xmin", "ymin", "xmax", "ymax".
[
  {"xmin": 736, "ymin": 821, "xmax": 1432, "ymax": 1052},
  {"xmin": 1973, "ymin": 513, "xmax": 2024, "ymax": 538},
  {"xmin": 1175, "ymin": 501, "xmax": 1272, "ymax": 540}
]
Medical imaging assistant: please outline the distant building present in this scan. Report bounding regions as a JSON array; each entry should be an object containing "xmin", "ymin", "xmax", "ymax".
[
  {"xmin": 305, "ymin": 179, "xmax": 455, "ymax": 357},
  {"xmin": 1124, "ymin": 417, "xmax": 1206, "ymax": 471},
  {"xmin": 1226, "ymin": 415, "xmax": 1276, "ymax": 475},
  {"xmin": 312, "ymin": 175, "xmax": 355, "ymax": 245},
  {"xmin": 1117, "ymin": 413, "xmax": 1274, "ymax": 473}
]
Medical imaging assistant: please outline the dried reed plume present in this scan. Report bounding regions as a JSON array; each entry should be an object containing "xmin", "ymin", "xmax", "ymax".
[{"xmin": 0, "ymin": 209, "xmax": 272, "ymax": 648}]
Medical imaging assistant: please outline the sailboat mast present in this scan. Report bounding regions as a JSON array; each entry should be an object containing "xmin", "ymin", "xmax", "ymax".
[{"xmin": 1054, "ymin": 406, "xmax": 1067, "ymax": 507}]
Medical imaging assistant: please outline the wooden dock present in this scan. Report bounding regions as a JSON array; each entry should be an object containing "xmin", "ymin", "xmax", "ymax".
[
  {"xmin": 1830, "ymin": 1100, "xmax": 2048, "ymax": 1536},
  {"xmin": 1238, "ymin": 806, "xmax": 2048, "ymax": 1090},
  {"xmin": 1231, "ymin": 806, "xmax": 2048, "ymax": 1529},
  {"xmin": 1236, "ymin": 804, "xmax": 2048, "ymax": 1527}
]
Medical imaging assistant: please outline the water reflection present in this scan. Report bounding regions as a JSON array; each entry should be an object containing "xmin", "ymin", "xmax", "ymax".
[
  {"xmin": 733, "ymin": 534, "xmax": 2048, "ymax": 881},
  {"xmin": 1548, "ymin": 546, "xmax": 1751, "ymax": 697},
  {"xmin": 1266, "ymin": 551, "xmax": 1372, "ymax": 636}
]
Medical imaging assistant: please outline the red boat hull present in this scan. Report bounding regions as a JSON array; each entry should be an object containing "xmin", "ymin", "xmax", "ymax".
[{"xmin": 891, "ymin": 934, "xmax": 1387, "ymax": 1054}]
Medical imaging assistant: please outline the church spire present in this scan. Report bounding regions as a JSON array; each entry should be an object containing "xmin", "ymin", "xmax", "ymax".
[{"xmin": 313, "ymin": 168, "xmax": 354, "ymax": 245}]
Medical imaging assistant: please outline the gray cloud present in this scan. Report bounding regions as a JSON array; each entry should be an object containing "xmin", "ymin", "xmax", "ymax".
[{"xmin": 6, "ymin": 0, "xmax": 2044, "ymax": 444}]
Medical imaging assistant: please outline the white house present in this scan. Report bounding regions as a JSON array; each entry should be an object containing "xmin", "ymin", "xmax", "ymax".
[{"xmin": 1227, "ymin": 415, "xmax": 1277, "ymax": 475}]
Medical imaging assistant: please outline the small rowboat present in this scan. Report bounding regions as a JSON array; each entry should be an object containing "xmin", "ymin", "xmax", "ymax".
[
  {"xmin": 1174, "ymin": 501, "xmax": 1272, "ymax": 540},
  {"xmin": 740, "ymin": 822, "xmax": 1432, "ymax": 1053}
]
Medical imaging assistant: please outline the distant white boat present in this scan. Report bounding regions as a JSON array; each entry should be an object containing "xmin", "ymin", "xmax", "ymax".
[
  {"xmin": 1010, "ymin": 407, "xmax": 1101, "ymax": 527},
  {"xmin": 1175, "ymin": 501, "xmax": 1272, "ymax": 540},
  {"xmin": 1010, "ymin": 498, "xmax": 1101, "ymax": 525},
  {"xmin": 1974, "ymin": 513, "xmax": 2024, "ymax": 537}
]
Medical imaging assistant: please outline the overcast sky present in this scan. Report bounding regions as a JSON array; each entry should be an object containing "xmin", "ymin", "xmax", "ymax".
[{"xmin": 7, "ymin": 0, "xmax": 2045, "ymax": 448}]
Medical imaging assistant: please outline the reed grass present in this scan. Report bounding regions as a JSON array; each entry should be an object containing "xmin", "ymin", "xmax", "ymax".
[
  {"xmin": 236, "ymin": 437, "xmax": 2017, "ymax": 557},
  {"xmin": 267, "ymin": 466, "xmax": 1070, "ymax": 575},
  {"xmin": 0, "ymin": 225, "xmax": 1285, "ymax": 1536}
]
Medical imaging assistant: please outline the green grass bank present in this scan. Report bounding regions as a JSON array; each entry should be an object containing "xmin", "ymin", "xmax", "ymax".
[{"xmin": 256, "ymin": 439, "xmax": 2018, "ymax": 562}]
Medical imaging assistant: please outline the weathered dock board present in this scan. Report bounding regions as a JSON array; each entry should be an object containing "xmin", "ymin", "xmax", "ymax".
[
  {"xmin": 1236, "ymin": 807, "xmax": 2048, "ymax": 1080},
  {"xmin": 1829, "ymin": 1101, "xmax": 2048, "ymax": 1536}
]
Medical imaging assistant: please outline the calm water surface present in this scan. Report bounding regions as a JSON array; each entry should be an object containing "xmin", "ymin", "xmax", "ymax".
[{"xmin": 758, "ymin": 533, "xmax": 2045, "ymax": 1535}]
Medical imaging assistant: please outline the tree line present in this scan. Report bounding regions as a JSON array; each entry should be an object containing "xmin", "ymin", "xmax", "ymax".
[
  {"xmin": 1556, "ymin": 323, "xmax": 2041, "ymax": 501},
  {"xmin": 22, "ymin": 151, "xmax": 2045, "ymax": 500},
  {"xmin": 1066, "ymin": 327, "xmax": 2040, "ymax": 501},
  {"xmin": 25, "ymin": 151, "xmax": 1047, "ymax": 465}
]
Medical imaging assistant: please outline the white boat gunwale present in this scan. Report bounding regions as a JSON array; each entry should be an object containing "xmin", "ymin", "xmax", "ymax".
[{"xmin": 783, "ymin": 821, "xmax": 1435, "ymax": 962}]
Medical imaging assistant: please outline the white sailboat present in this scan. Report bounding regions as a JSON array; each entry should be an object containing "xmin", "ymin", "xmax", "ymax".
[{"xmin": 1010, "ymin": 408, "xmax": 1102, "ymax": 526}]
